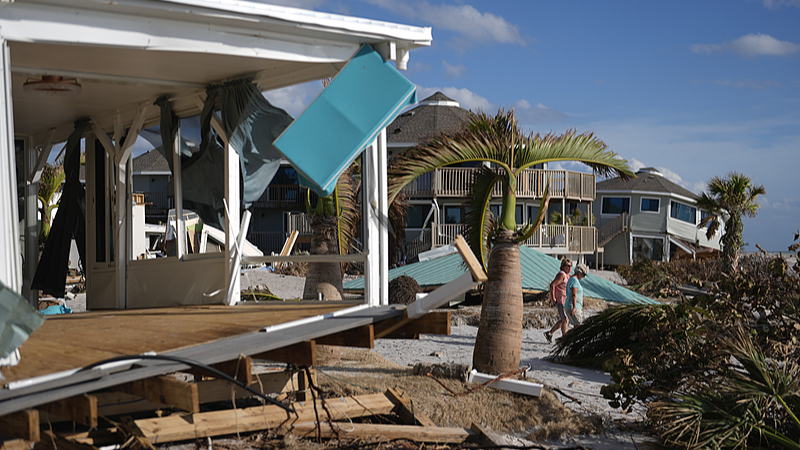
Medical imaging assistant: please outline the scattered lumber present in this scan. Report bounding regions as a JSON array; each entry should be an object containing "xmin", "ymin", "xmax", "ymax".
[{"xmin": 289, "ymin": 422, "xmax": 473, "ymax": 444}]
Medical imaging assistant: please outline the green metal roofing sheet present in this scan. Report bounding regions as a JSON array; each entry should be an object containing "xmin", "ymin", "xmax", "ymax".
[{"xmin": 343, "ymin": 246, "xmax": 658, "ymax": 305}]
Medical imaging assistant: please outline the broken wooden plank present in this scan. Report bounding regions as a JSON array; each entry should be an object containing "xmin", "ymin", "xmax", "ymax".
[
  {"xmin": 0, "ymin": 438, "xmax": 34, "ymax": 450},
  {"xmin": 315, "ymin": 325, "xmax": 373, "ymax": 348},
  {"xmin": 385, "ymin": 387, "xmax": 436, "ymax": 427},
  {"xmin": 198, "ymin": 370, "xmax": 296, "ymax": 404},
  {"xmin": 376, "ymin": 311, "xmax": 450, "ymax": 339},
  {"xmin": 454, "ymin": 235, "xmax": 488, "ymax": 283},
  {"xmin": 37, "ymin": 431, "xmax": 98, "ymax": 450},
  {"xmin": 254, "ymin": 341, "xmax": 316, "ymax": 366},
  {"xmin": 0, "ymin": 409, "xmax": 38, "ymax": 441},
  {"xmin": 289, "ymin": 422, "xmax": 473, "ymax": 444},
  {"xmin": 116, "ymin": 375, "xmax": 199, "ymax": 413},
  {"xmin": 470, "ymin": 422, "xmax": 515, "ymax": 447},
  {"xmin": 467, "ymin": 369, "xmax": 543, "ymax": 397},
  {"xmin": 39, "ymin": 394, "xmax": 98, "ymax": 428},
  {"xmin": 133, "ymin": 392, "xmax": 396, "ymax": 443}
]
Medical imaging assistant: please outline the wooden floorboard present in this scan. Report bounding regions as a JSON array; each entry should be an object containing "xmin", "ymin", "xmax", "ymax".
[
  {"xmin": 3, "ymin": 302, "xmax": 361, "ymax": 384},
  {"xmin": 0, "ymin": 303, "xmax": 405, "ymax": 417}
]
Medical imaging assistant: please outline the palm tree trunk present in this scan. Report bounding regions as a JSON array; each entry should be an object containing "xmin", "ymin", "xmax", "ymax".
[
  {"xmin": 303, "ymin": 215, "xmax": 343, "ymax": 300},
  {"xmin": 472, "ymin": 229, "xmax": 523, "ymax": 374}
]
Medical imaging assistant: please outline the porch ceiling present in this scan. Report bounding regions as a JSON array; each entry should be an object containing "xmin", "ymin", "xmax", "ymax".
[{"xmin": 2, "ymin": 0, "xmax": 432, "ymax": 145}]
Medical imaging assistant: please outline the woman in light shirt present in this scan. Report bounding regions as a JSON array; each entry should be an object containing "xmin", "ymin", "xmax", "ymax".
[{"xmin": 565, "ymin": 263, "xmax": 589, "ymax": 328}]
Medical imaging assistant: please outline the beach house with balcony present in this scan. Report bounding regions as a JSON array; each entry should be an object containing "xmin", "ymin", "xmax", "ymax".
[
  {"xmin": 389, "ymin": 92, "xmax": 600, "ymax": 263},
  {"xmin": 592, "ymin": 167, "xmax": 722, "ymax": 267}
]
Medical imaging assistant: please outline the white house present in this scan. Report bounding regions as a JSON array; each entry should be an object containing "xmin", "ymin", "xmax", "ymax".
[{"xmin": 593, "ymin": 167, "xmax": 722, "ymax": 266}]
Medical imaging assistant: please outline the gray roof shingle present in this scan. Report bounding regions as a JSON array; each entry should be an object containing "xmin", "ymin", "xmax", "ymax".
[
  {"xmin": 597, "ymin": 168, "xmax": 699, "ymax": 200},
  {"xmin": 133, "ymin": 149, "xmax": 170, "ymax": 173},
  {"xmin": 387, "ymin": 92, "xmax": 473, "ymax": 144}
]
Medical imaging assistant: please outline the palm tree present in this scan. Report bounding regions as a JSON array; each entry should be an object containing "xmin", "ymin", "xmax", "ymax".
[
  {"xmin": 388, "ymin": 109, "xmax": 634, "ymax": 374},
  {"xmin": 38, "ymin": 162, "xmax": 65, "ymax": 245},
  {"xmin": 697, "ymin": 172, "xmax": 766, "ymax": 272},
  {"xmin": 302, "ymin": 166, "xmax": 359, "ymax": 300}
]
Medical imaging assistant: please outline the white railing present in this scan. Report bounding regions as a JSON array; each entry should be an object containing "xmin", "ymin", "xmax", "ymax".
[
  {"xmin": 403, "ymin": 168, "xmax": 595, "ymax": 201},
  {"xmin": 433, "ymin": 223, "xmax": 596, "ymax": 253}
]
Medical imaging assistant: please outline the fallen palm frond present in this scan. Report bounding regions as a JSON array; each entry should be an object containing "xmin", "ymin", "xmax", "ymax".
[{"xmin": 649, "ymin": 326, "xmax": 800, "ymax": 449}]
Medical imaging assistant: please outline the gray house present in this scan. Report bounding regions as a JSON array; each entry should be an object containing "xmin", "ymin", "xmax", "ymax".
[{"xmin": 592, "ymin": 167, "xmax": 722, "ymax": 267}]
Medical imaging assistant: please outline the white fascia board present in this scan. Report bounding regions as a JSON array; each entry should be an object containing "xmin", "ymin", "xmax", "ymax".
[
  {"xmin": 0, "ymin": 3, "xmax": 358, "ymax": 63},
  {"xmin": 387, "ymin": 142, "xmax": 417, "ymax": 148},
  {"xmin": 133, "ymin": 171, "xmax": 171, "ymax": 176},
  {"xmin": 596, "ymin": 189, "xmax": 698, "ymax": 205}
]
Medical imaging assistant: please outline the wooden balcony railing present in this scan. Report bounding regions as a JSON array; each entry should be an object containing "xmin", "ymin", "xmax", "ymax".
[
  {"xmin": 433, "ymin": 223, "xmax": 596, "ymax": 253},
  {"xmin": 251, "ymin": 185, "xmax": 313, "ymax": 208},
  {"xmin": 136, "ymin": 191, "xmax": 173, "ymax": 218},
  {"xmin": 402, "ymin": 167, "xmax": 595, "ymax": 201}
]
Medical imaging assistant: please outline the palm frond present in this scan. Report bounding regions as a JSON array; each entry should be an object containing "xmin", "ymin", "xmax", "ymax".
[
  {"xmin": 516, "ymin": 180, "xmax": 551, "ymax": 243},
  {"xmin": 462, "ymin": 167, "xmax": 501, "ymax": 271},
  {"xmin": 515, "ymin": 129, "xmax": 635, "ymax": 181},
  {"xmin": 334, "ymin": 165, "xmax": 359, "ymax": 256}
]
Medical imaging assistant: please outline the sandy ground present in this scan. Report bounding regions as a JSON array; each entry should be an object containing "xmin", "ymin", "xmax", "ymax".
[{"xmin": 59, "ymin": 268, "xmax": 656, "ymax": 448}]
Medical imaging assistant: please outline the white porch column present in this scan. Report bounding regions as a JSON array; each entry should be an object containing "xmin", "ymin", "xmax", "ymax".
[
  {"xmin": 363, "ymin": 134, "xmax": 388, "ymax": 306},
  {"xmin": 376, "ymin": 128, "xmax": 389, "ymax": 306},
  {"xmin": 172, "ymin": 121, "xmax": 185, "ymax": 260},
  {"xmin": 224, "ymin": 140, "xmax": 240, "ymax": 305},
  {"xmin": 0, "ymin": 39, "xmax": 21, "ymax": 293}
]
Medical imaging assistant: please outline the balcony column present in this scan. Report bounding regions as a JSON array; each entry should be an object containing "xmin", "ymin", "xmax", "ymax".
[{"xmin": 0, "ymin": 39, "xmax": 21, "ymax": 293}]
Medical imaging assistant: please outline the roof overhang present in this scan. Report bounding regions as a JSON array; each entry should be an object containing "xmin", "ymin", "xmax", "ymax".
[{"xmin": 2, "ymin": 0, "xmax": 432, "ymax": 146}]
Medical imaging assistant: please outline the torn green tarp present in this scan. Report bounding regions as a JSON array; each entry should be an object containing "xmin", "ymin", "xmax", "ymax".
[
  {"xmin": 343, "ymin": 246, "xmax": 659, "ymax": 305},
  {"xmin": 156, "ymin": 81, "xmax": 293, "ymax": 229},
  {"xmin": 0, "ymin": 281, "xmax": 44, "ymax": 359},
  {"xmin": 274, "ymin": 45, "xmax": 417, "ymax": 197},
  {"xmin": 32, "ymin": 119, "xmax": 89, "ymax": 297}
]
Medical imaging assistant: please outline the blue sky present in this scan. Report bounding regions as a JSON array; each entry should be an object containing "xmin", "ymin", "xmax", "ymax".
[{"xmin": 261, "ymin": 0, "xmax": 800, "ymax": 253}]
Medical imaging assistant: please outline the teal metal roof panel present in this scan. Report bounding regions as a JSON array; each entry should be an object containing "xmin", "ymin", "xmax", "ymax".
[
  {"xmin": 273, "ymin": 45, "xmax": 417, "ymax": 196},
  {"xmin": 343, "ymin": 246, "xmax": 657, "ymax": 305}
]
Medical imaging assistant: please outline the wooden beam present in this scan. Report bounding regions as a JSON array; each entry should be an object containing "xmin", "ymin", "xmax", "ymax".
[
  {"xmin": 376, "ymin": 311, "xmax": 450, "ymax": 339},
  {"xmin": 385, "ymin": 388, "xmax": 436, "ymax": 427},
  {"xmin": 187, "ymin": 356, "xmax": 253, "ymax": 384},
  {"xmin": 289, "ymin": 423, "xmax": 473, "ymax": 444},
  {"xmin": 295, "ymin": 367, "xmax": 315, "ymax": 402},
  {"xmin": 254, "ymin": 341, "xmax": 316, "ymax": 366},
  {"xmin": 315, "ymin": 325, "xmax": 374, "ymax": 348},
  {"xmin": 470, "ymin": 423, "xmax": 515, "ymax": 447},
  {"xmin": 133, "ymin": 392, "xmax": 396, "ymax": 443},
  {"xmin": 198, "ymin": 370, "xmax": 295, "ymax": 404},
  {"xmin": 0, "ymin": 409, "xmax": 39, "ymax": 441},
  {"xmin": 274, "ymin": 230, "xmax": 299, "ymax": 270},
  {"xmin": 116, "ymin": 376, "xmax": 199, "ymax": 413},
  {"xmin": 38, "ymin": 394, "xmax": 98, "ymax": 428},
  {"xmin": 454, "ymin": 235, "xmax": 488, "ymax": 282}
]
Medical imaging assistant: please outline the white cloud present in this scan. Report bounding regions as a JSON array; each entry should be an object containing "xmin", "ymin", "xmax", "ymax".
[
  {"xmin": 442, "ymin": 61, "xmax": 467, "ymax": 78},
  {"xmin": 513, "ymin": 100, "xmax": 571, "ymax": 126},
  {"xmin": 713, "ymin": 79, "xmax": 781, "ymax": 89},
  {"xmin": 759, "ymin": 0, "xmax": 800, "ymax": 9},
  {"xmin": 416, "ymin": 86, "xmax": 495, "ymax": 112},
  {"xmin": 692, "ymin": 33, "xmax": 800, "ymax": 58},
  {"xmin": 262, "ymin": 81, "xmax": 323, "ymax": 118},
  {"xmin": 362, "ymin": 0, "xmax": 525, "ymax": 45}
]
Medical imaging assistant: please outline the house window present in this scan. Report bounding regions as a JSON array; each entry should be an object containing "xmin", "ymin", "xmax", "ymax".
[
  {"xmin": 640, "ymin": 198, "xmax": 660, "ymax": 213},
  {"xmin": 670, "ymin": 201, "xmax": 696, "ymax": 224},
  {"xmin": 489, "ymin": 205, "xmax": 524, "ymax": 224},
  {"xmin": 443, "ymin": 206, "xmax": 461, "ymax": 224},
  {"xmin": 700, "ymin": 211, "xmax": 712, "ymax": 228},
  {"xmin": 405, "ymin": 204, "xmax": 431, "ymax": 228},
  {"xmin": 490, "ymin": 205, "xmax": 500, "ymax": 220},
  {"xmin": 633, "ymin": 236, "xmax": 664, "ymax": 262},
  {"xmin": 601, "ymin": 197, "xmax": 630, "ymax": 215}
]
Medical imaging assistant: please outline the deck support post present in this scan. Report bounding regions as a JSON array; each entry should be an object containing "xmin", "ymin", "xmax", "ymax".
[
  {"xmin": 224, "ymin": 140, "xmax": 240, "ymax": 305},
  {"xmin": 0, "ymin": 38, "xmax": 21, "ymax": 293}
]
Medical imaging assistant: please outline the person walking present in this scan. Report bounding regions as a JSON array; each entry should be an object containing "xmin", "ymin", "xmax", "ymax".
[
  {"xmin": 565, "ymin": 263, "xmax": 588, "ymax": 329},
  {"xmin": 544, "ymin": 259, "xmax": 572, "ymax": 343}
]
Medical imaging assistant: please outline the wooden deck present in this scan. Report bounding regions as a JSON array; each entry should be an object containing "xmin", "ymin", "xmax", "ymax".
[{"xmin": 2, "ymin": 302, "xmax": 360, "ymax": 385}]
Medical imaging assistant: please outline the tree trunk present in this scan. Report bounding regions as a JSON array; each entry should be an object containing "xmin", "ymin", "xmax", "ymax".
[
  {"xmin": 472, "ymin": 230, "xmax": 523, "ymax": 374},
  {"xmin": 303, "ymin": 215, "xmax": 343, "ymax": 300}
]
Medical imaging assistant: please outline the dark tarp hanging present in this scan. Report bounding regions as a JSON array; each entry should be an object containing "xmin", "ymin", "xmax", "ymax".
[
  {"xmin": 157, "ymin": 81, "xmax": 292, "ymax": 229},
  {"xmin": 32, "ymin": 119, "xmax": 90, "ymax": 297}
]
